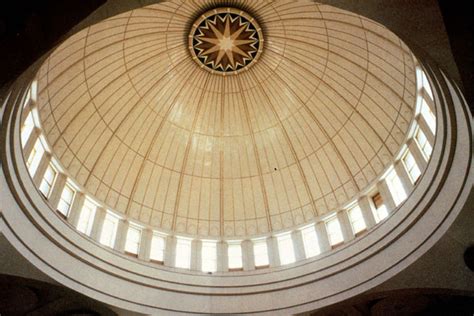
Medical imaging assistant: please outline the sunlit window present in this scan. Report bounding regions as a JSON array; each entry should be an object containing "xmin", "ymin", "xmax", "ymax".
[
  {"xmin": 402, "ymin": 150, "xmax": 421, "ymax": 183},
  {"xmin": 39, "ymin": 164, "xmax": 57, "ymax": 198},
  {"xmin": 125, "ymin": 224, "xmax": 142, "ymax": 256},
  {"xmin": 21, "ymin": 111, "xmax": 35, "ymax": 147},
  {"xmin": 228, "ymin": 242, "xmax": 243, "ymax": 270},
  {"xmin": 30, "ymin": 80, "xmax": 38, "ymax": 102},
  {"xmin": 57, "ymin": 183, "xmax": 75, "ymax": 217},
  {"xmin": 100, "ymin": 213, "xmax": 119, "ymax": 248},
  {"xmin": 253, "ymin": 239, "xmax": 269, "ymax": 268},
  {"xmin": 421, "ymin": 98, "xmax": 436, "ymax": 134},
  {"xmin": 24, "ymin": 87, "xmax": 32, "ymax": 107},
  {"xmin": 325, "ymin": 217, "xmax": 344, "ymax": 247},
  {"xmin": 76, "ymin": 199, "xmax": 97, "ymax": 235},
  {"xmin": 421, "ymin": 70, "xmax": 433, "ymax": 100},
  {"xmin": 201, "ymin": 241, "xmax": 217, "ymax": 272},
  {"xmin": 415, "ymin": 128, "xmax": 433, "ymax": 160},
  {"xmin": 175, "ymin": 238, "xmax": 192, "ymax": 269},
  {"xmin": 301, "ymin": 225, "xmax": 320, "ymax": 258},
  {"xmin": 26, "ymin": 138, "xmax": 44, "ymax": 176},
  {"xmin": 386, "ymin": 168, "xmax": 407, "ymax": 206},
  {"xmin": 277, "ymin": 234, "xmax": 295, "ymax": 265},
  {"xmin": 372, "ymin": 192, "xmax": 388, "ymax": 223},
  {"xmin": 348, "ymin": 206, "xmax": 366, "ymax": 235},
  {"xmin": 150, "ymin": 233, "xmax": 166, "ymax": 263}
]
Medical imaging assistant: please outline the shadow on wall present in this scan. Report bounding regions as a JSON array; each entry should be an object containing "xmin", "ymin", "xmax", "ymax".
[
  {"xmin": 0, "ymin": 274, "xmax": 116, "ymax": 316},
  {"xmin": 309, "ymin": 289, "xmax": 474, "ymax": 316}
]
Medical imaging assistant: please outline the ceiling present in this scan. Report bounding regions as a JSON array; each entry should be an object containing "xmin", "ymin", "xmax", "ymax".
[{"xmin": 35, "ymin": 0, "xmax": 416, "ymax": 237}]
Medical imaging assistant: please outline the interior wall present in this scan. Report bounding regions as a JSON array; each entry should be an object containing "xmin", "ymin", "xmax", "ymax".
[{"xmin": 0, "ymin": 0, "xmax": 472, "ymax": 314}]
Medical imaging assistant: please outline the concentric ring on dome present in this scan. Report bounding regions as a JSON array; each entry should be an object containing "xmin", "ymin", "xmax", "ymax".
[{"xmin": 188, "ymin": 7, "xmax": 263, "ymax": 75}]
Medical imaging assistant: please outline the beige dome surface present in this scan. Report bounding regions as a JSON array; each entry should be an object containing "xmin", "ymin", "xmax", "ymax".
[{"xmin": 35, "ymin": 0, "xmax": 416, "ymax": 238}]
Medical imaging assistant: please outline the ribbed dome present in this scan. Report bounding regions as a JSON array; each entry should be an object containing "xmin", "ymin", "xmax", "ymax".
[{"xmin": 35, "ymin": 0, "xmax": 417, "ymax": 238}]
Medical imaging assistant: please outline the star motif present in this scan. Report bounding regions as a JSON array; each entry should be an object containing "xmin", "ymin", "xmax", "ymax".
[{"xmin": 190, "ymin": 9, "xmax": 263, "ymax": 74}]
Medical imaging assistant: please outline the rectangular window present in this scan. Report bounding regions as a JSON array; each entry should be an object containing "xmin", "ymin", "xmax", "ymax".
[
  {"xmin": 175, "ymin": 238, "xmax": 191, "ymax": 269},
  {"xmin": 38, "ymin": 165, "xmax": 57, "ymax": 198},
  {"xmin": 76, "ymin": 199, "xmax": 96, "ymax": 235},
  {"xmin": 253, "ymin": 239, "xmax": 269, "ymax": 268},
  {"xmin": 26, "ymin": 138, "xmax": 44, "ymax": 176},
  {"xmin": 99, "ymin": 213, "xmax": 119, "ymax": 248},
  {"xmin": 228, "ymin": 242, "xmax": 243, "ymax": 270},
  {"xmin": 415, "ymin": 128, "xmax": 433, "ymax": 159},
  {"xmin": 150, "ymin": 233, "xmax": 166, "ymax": 263},
  {"xmin": 201, "ymin": 241, "xmax": 217, "ymax": 272},
  {"xmin": 277, "ymin": 234, "xmax": 296, "ymax": 265},
  {"xmin": 21, "ymin": 111, "xmax": 35, "ymax": 147},
  {"xmin": 372, "ymin": 192, "xmax": 388, "ymax": 223},
  {"xmin": 348, "ymin": 206, "xmax": 366, "ymax": 235},
  {"xmin": 403, "ymin": 150, "xmax": 421, "ymax": 183},
  {"xmin": 57, "ymin": 183, "xmax": 75, "ymax": 217},
  {"xmin": 301, "ymin": 225, "xmax": 320, "ymax": 258},
  {"xmin": 421, "ymin": 70, "xmax": 433, "ymax": 100},
  {"xmin": 31, "ymin": 80, "xmax": 38, "ymax": 102},
  {"xmin": 386, "ymin": 169, "xmax": 407, "ymax": 206},
  {"xmin": 326, "ymin": 217, "xmax": 344, "ymax": 247},
  {"xmin": 125, "ymin": 225, "xmax": 142, "ymax": 256},
  {"xmin": 421, "ymin": 98, "xmax": 436, "ymax": 134}
]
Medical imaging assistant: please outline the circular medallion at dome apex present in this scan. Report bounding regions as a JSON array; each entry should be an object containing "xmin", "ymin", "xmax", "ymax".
[
  {"xmin": 33, "ymin": 0, "xmax": 418, "ymax": 238},
  {"xmin": 189, "ymin": 7, "xmax": 263, "ymax": 75}
]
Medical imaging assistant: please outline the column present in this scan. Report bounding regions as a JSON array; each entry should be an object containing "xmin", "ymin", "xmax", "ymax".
[
  {"xmin": 358, "ymin": 196, "xmax": 376, "ymax": 229},
  {"xmin": 266, "ymin": 236, "xmax": 280, "ymax": 267},
  {"xmin": 23, "ymin": 127, "xmax": 40, "ymax": 159},
  {"xmin": 377, "ymin": 179, "xmax": 396, "ymax": 211},
  {"xmin": 90, "ymin": 207, "xmax": 106, "ymax": 242},
  {"xmin": 337, "ymin": 210, "xmax": 355, "ymax": 242},
  {"xmin": 191, "ymin": 239, "xmax": 202, "ymax": 271},
  {"xmin": 47, "ymin": 173, "xmax": 67, "ymax": 210},
  {"xmin": 164, "ymin": 235, "xmax": 176, "ymax": 267},
  {"xmin": 394, "ymin": 161, "xmax": 414, "ymax": 191},
  {"xmin": 315, "ymin": 221, "xmax": 331, "ymax": 253},
  {"xmin": 217, "ymin": 241, "xmax": 228, "ymax": 272},
  {"xmin": 33, "ymin": 153, "xmax": 51, "ymax": 187},
  {"xmin": 138, "ymin": 228, "xmax": 153, "ymax": 261},
  {"xmin": 67, "ymin": 192, "xmax": 85, "ymax": 227},
  {"xmin": 291, "ymin": 230, "xmax": 306, "ymax": 261},
  {"xmin": 114, "ymin": 219, "xmax": 129, "ymax": 253},
  {"xmin": 409, "ymin": 140, "xmax": 428, "ymax": 170},
  {"xmin": 417, "ymin": 114, "xmax": 435, "ymax": 146},
  {"xmin": 242, "ymin": 239, "xmax": 255, "ymax": 271}
]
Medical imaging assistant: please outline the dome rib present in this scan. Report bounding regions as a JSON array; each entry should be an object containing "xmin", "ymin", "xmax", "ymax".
[{"xmin": 35, "ymin": 0, "xmax": 416, "ymax": 237}]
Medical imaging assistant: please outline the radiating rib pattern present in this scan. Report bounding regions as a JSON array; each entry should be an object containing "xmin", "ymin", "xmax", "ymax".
[{"xmin": 36, "ymin": 0, "xmax": 416, "ymax": 237}]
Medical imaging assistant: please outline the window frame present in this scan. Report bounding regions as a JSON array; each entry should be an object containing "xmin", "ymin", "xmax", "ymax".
[
  {"xmin": 371, "ymin": 192, "xmax": 388, "ymax": 223},
  {"xmin": 201, "ymin": 240, "xmax": 218, "ymax": 273},
  {"xmin": 38, "ymin": 164, "xmax": 57, "ymax": 198},
  {"xmin": 277, "ymin": 233, "xmax": 296, "ymax": 265},
  {"xmin": 325, "ymin": 216, "xmax": 344, "ymax": 247},
  {"xmin": 227, "ymin": 242, "xmax": 243, "ymax": 271},
  {"xmin": 301, "ymin": 225, "xmax": 321, "ymax": 258},
  {"xmin": 124, "ymin": 224, "xmax": 142, "ymax": 257},
  {"xmin": 99, "ymin": 212, "xmax": 120, "ymax": 248},
  {"xmin": 347, "ymin": 205, "xmax": 367, "ymax": 236},
  {"xmin": 175, "ymin": 237, "xmax": 192, "ymax": 269},
  {"xmin": 57, "ymin": 182, "xmax": 75, "ymax": 218},
  {"xmin": 150, "ymin": 232, "xmax": 166, "ymax": 264},
  {"xmin": 253, "ymin": 239, "xmax": 269, "ymax": 268},
  {"xmin": 76, "ymin": 199, "xmax": 97, "ymax": 236}
]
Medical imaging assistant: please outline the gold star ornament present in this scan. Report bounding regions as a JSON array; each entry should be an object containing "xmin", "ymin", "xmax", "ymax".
[{"xmin": 189, "ymin": 8, "xmax": 264, "ymax": 75}]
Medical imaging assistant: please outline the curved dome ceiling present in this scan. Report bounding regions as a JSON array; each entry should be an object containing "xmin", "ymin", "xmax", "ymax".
[{"xmin": 35, "ymin": 0, "xmax": 417, "ymax": 238}]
